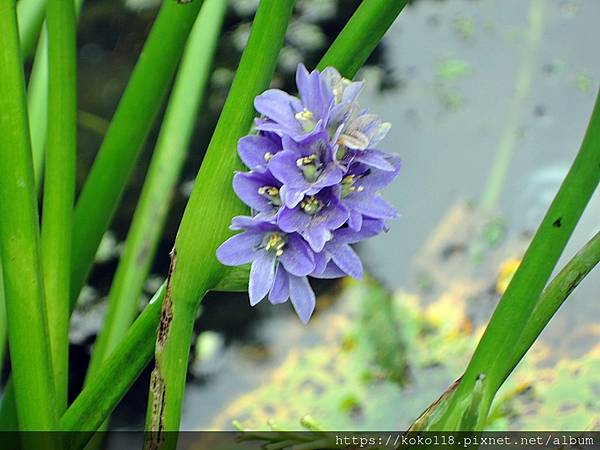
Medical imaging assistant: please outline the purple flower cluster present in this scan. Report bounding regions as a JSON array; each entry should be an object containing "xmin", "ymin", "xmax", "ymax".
[{"xmin": 217, "ymin": 64, "xmax": 401, "ymax": 324}]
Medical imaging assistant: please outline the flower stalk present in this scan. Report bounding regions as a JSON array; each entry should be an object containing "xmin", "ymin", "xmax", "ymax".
[
  {"xmin": 43, "ymin": 0, "xmax": 78, "ymax": 413},
  {"xmin": 0, "ymin": 0, "xmax": 57, "ymax": 432}
]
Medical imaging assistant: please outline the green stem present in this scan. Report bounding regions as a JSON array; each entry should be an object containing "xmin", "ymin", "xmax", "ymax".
[
  {"xmin": 86, "ymin": 0, "xmax": 226, "ymax": 387},
  {"xmin": 43, "ymin": 0, "xmax": 77, "ymax": 413},
  {"xmin": 0, "ymin": 0, "xmax": 57, "ymax": 432},
  {"xmin": 59, "ymin": 286, "xmax": 165, "ymax": 449},
  {"xmin": 317, "ymin": 0, "xmax": 408, "ymax": 77},
  {"xmin": 27, "ymin": 28, "xmax": 49, "ymax": 192},
  {"xmin": 28, "ymin": 0, "xmax": 85, "ymax": 193},
  {"xmin": 17, "ymin": 0, "xmax": 46, "ymax": 59},
  {"xmin": 431, "ymin": 91, "xmax": 600, "ymax": 430},
  {"xmin": 144, "ymin": 1, "xmax": 296, "ymax": 443},
  {"xmin": 503, "ymin": 230, "xmax": 600, "ymax": 383},
  {"xmin": 70, "ymin": 0, "xmax": 205, "ymax": 305}
]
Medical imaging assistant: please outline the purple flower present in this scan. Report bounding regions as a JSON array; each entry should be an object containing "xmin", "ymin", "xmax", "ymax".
[
  {"xmin": 269, "ymin": 132, "xmax": 343, "ymax": 207},
  {"xmin": 254, "ymin": 64, "xmax": 335, "ymax": 142},
  {"xmin": 333, "ymin": 110, "xmax": 391, "ymax": 151},
  {"xmin": 233, "ymin": 170, "xmax": 282, "ymax": 218},
  {"xmin": 237, "ymin": 133, "xmax": 283, "ymax": 173},
  {"xmin": 278, "ymin": 188, "xmax": 349, "ymax": 252},
  {"xmin": 217, "ymin": 63, "xmax": 402, "ymax": 324},
  {"xmin": 340, "ymin": 155, "xmax": 401, "ymax": 230},
  {"xmin": 216, "ymin": 217, "xmax": 317, "ymax": 323},
  {"xmin": 312, "ymin": 218, "xmax": 386, "ymax": 279}
]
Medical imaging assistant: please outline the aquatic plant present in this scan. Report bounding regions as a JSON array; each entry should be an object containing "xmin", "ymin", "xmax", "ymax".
[{"xmin": 0, "ymin": 1, "xmax": 598, "ymax": 450}]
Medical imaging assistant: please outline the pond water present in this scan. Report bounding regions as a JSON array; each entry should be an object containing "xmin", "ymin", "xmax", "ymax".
[{"xmin": 360, "ymin": 0, "xmax": 600, "ymax": 351}]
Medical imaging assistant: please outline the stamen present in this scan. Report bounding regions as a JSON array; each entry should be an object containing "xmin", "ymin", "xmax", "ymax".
[
  {"xmin": 341, "ymin": 175, "xmax": 359, "ymax": 198},
  {"xmin": 296, "ymin": 154, "xmax": 317, "ymax": 167},
  {"xmin": 296, "ymin": 154, "xmax": 319, "ymax": 182},
  {"xmin": 258, "ymin": 186, "xmax": 281, "ymax": 206},
  {"xmin": 264, "ymin": 233, "xmax": 286, "ymax": 256},
  {"xmin": 295, "ymin": 108, "xmax": 316, "ymax": 132},
  {"xmin": 295, "ymin": 108, "xmax": 314, "ymax": 121},
  {"xmin": 264, "ymin": 152, "xmax": 273, "ymax": 161},
  {"xmin": 300, "ymin": 196, "xmax": 322, "ymax": 215}
]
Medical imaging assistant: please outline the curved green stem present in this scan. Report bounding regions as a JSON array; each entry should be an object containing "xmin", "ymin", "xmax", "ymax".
[
  {"xmin": 430, "ymin": 90, "xmax": 600, "ymax": 431},
  {"xmin": 0, "ymin": 0, "xmax": 57, "ymax": 432},
  {"xmin": 503, "ymin": 230, "xmax": 600, "ymax": 383},
  {"xmin": 43, "ymin": 0, "xmax": 77, "ymax": 413},
  {"xmin": 70, "ymin": 0, "xmax": 205, "ymax": 304}
]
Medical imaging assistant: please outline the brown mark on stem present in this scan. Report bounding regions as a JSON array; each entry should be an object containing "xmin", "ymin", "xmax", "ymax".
[
  {"xmin": 145, "ymin": 363, "xmax": 166, "ymax": 449},
  {"xmin": 157, "ymin": 248, "xmax": 176, "ymax": 351},
  {"xmin": 145, "ymin": 247, "xmax": 177, "ymax": 449}
]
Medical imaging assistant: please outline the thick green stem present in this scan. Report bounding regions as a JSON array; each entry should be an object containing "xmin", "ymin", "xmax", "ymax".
[
  {"xmin": 431, "ymin": 91, "xmax": 600, "ymax": 430},
  {"xmin": 86, "ymin": 0, "xmax": 226, "ymax": 386},
  {"xmin": 0, "ymin": 0, "xmax": 57, "ymax": 432},
  {"xmin": 503, "ymin": 230, "xmax": 600, "ymax": 383},
  {"xmin": 317, "ymin": 0, "xmax": 408, "ymax": 77},
  {"xmin": 28, "ymin": 0, "xmax": 84, "ymax": 193},
  {"xmin": 17, "ymin": 0, "xmax": 45, "ymax": 59},
  {"xmin": 144, "ymin": 1, "xmax": 296, "ymax": 443},
  {"xmin": 43, "ymin": 0, "xmax": 77, "ymax": 413},
  {"xmin": 60, "ymin": 286, "xmax": 165, "ymax": 449},
  {"xmin": 70, "ymin": 0, "xmax": 205, "ymax": 304}
]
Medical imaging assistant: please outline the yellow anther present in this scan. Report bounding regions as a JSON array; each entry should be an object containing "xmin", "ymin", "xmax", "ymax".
[
  {"xmin": 258, "ymin": 186, "xmax": 279, "ymax": 196},
  {"xmin": 300, "ymin": 196, "xmax": 322, "ymax": 214},
  {"xmin": 264, "ymin": 152, "xmax": 273, "ymax": 161},
  {"xmin": 357, "ymin": 186, "xmax": 364, "ymax": 192},
  {"xmin": 296, "ymin": 154, "xmax": 317, "ymax": 167},
  {"xmin": 295, "ymin": 108, "xmax": 314, "ymax": 121},
  {"xmin": 265, "ymin": 233, "xmax": 286, "ymax": 254}
]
